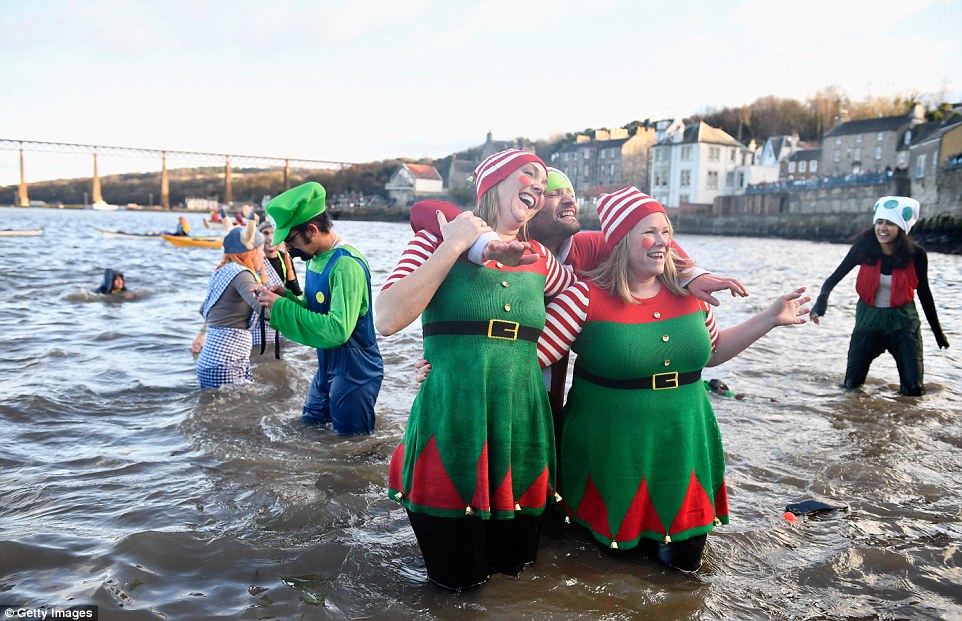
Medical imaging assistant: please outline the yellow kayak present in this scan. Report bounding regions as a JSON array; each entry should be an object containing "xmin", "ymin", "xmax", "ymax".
[{"xmin": 161, "ymin": 234, "xmax": 223, "ymax": 248}]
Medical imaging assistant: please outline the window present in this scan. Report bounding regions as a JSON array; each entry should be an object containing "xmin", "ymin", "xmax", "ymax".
[
  {"xmin": 680, "ymin": 170, "xmax": 691, "ymax": 187},
  {"xmin": 609, "ymin": 164, "xmax": 615, "ymax": 176},
  {"xmin": 600, "ymin": 150, "xmax": 606, "ymax": 159},
  {"xmin": 833, "ymin": 149, "xmax": 841, "ymax": 162},
  {"xmin": 799, "ymin": 161, "xmax": 807, "ymax": 173},
  {"xmin": 877, "ymin": 132, "xmax": 884, "ymax": 141},
  {"xmin": 681, "ymin": 146, "xmax": 692, "ymax": 161},
  {"xmin": 915, "ymin": 154, "xmax": 926, "ymax": 178},
  {"xmin": 654, "ymin": 172, "xmax": 661, "ymax": 187},
  {"xmin": 811, "ymin": 161, "xmax": 818, "ymax": 173},
  {"xmin": 738, "ymin": 172, "xmax": 745, "ymax": 188},
  {"xmin": 730, "ymin": 149, "xmax": 736, "ymax": 162},
  {"xmin": 726, "ymin": 172, "xmax": 734, "ymax": 186},
  {"xmin": 584, "ymin": 150, "xmax": 590, "ymax": 159},
  {"xmin": 856, "ymin": 134, "xmax": 863, "ymax": 144},
  {"xmin": 583, "ymin": 164, "xmax": 589, "ymax": 177},
  {"xmin": 835, "ymin": 136, "xmax": 842, "ymax": 145},
  {"xmin": 854, "ymin": 147, "xmax": 861, "ymax": 161},
  {"xmin": 852, "ymin": 164, "xmax": 861, "ymax": 175},
  {"xmin": 709, "ymin": 147, "xmax": 720, "ymax": 161},
  {"xmin": 898, "ymin": 151, "xmax": 907, "ymax": 165},
  {"xmin": 788, "ymin": 161, "xmax": 796, "ymax": 173},
  {"xmin": 875, "ymin": 146, "xmax": 882, "ymax": 160},
  {"xmin": 707, "ymin": 171, "xmax": 719, "ymax": 188},
  {"xmin": 680, "ymin": 194, "xmax": 689, "ymax": 204}
]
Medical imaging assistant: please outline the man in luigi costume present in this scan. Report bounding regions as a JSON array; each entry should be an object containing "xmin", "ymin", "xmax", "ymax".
[{"xmin": 257, "ymin": 181, "xmax": 383, "ymax": 435}]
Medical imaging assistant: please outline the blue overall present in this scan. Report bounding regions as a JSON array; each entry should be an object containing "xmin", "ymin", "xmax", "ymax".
[{"xmin": 302, "ymin": 247, "xmax": 383, "ymax": 435}]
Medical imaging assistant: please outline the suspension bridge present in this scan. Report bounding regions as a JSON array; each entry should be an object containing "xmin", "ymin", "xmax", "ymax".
[{"xmin": 0, "ymin": 138, "xmax": 355, "ymax": 209}]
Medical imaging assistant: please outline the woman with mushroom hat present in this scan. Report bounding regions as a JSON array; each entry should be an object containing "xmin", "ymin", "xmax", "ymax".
[
  {"xmin": 195, "ymin": 218, "xmax": 269, "ymax": 388},
  {"xmin": 375, "ymin": 149, "xmax": 577, "ymax": 590},
  {"xmin": 810, "ymin": 196, "xmax": 950, "ymax": 395}
]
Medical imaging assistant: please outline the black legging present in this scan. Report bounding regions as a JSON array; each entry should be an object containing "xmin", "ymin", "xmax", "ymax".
[
  {"xmin": 845, "ymin": 323, "xmax": 924, "ymax": 395},
  {"xmin": 406, "ymin": 510, "xmax": 540, "ymax": 591}
]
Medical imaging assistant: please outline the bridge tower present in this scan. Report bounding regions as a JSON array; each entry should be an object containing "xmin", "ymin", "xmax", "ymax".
[
  {"xmin": 18, "ymin": 149, "xmax": 29, "ymax": 207},
  {"xmin": 92, "ymin": 152, "xmax": 103, "ymax": 204},
  {"xmin": 160, "ymin": 151, "xmax": 170, "ymax": 210}
]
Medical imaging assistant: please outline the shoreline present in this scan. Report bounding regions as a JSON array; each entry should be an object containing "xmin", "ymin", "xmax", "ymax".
[{"xmin": 4, "ymin": 203, "xmax": 959, "ymax": 255}]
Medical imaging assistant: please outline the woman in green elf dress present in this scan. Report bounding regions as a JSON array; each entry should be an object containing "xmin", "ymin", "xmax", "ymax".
[
  {"xmin": 375, "ymin": 149, "xmax": 577, "ymax": 590},
  {"xmin": 537, "ymin": 186, "xmax": 811, "ymax": 571}
]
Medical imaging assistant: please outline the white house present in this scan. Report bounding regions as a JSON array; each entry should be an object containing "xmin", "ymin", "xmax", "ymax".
[
  {"xmin": 649, "ymin": 120, "xmax": 755, "ymax": 211},
  {"xmin": 385, "ymin": 163, "xmax": 444, "ymax": 207}
]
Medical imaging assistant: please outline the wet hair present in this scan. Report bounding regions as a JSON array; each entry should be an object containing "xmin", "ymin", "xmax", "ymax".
[
  {"xmin": 850, "ymin": 224, "xmax": 916, "ymax": 268},
  {"xmin": 586, "ymin": 218, "xmax": 692, "ymax": 304}
]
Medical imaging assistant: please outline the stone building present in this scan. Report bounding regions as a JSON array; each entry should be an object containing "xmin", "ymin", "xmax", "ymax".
[
  {"xmin": 550, "ymin": 125, "xmax": 657, "ymax": 198},
  {"xmin": 820, "ymin": 104, "xmax": 926, "ymax": 177},
  {"xmin": 906, "ymin": 117, "xmax": 962, "ymax": 215}
]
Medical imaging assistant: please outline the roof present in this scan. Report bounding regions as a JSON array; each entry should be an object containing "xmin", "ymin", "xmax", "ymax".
[
  {"xmin": 908, "ymin": 117, "xmax": 962, "ymax": 146},
  {"xmin": 558, "ymin": 136, "xmax": 632, "ymax": 153},
  {"xmin": 823, "ymin": 114, "xmax": 910, "ymax": 138},
  {"xmin": 788, "ymin": 148, "xmax": 822, "ymax": 161},
  {"xmin": 656, "ymin": 122, "xmax": 746, "ymax": 148},
  {"xmin": 404, "ymin": 163, "xmax": 442, "ymax": 181}
]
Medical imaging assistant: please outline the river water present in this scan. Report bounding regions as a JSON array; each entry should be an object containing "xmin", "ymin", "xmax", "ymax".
[{"xmin": 1, "ymin": 206, "xmax": 960, "ymax": 621}]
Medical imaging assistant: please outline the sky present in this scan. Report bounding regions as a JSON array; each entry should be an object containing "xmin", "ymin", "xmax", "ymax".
[{"xmin": 1, "ymin": 0, "xmax": 960, "ymax": 187}]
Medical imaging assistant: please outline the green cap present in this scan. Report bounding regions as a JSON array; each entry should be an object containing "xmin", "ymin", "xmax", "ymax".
[
  {"xmin": 265, "ymin": 182, "xmax": 326, "ymax": 246},
  {"xmin": 546, "ymin": 167, "xmax": 574, "ymax": 195}
]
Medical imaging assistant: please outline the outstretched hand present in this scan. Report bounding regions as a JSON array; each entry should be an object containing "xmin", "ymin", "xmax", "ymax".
[
  {"xmin": 482, "ymin": 239, "xmax": 537, "ymax": 266},
  {"xmin": 767, "ymin": 287, "xmax": 812, "ymax": 327},
  {"xmin": 688, "ymin": 273, "xmax": 750, "ymax": 306}
]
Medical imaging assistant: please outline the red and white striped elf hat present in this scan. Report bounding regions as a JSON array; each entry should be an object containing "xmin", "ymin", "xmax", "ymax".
[
  {"xmin": 473, "ymin": 149, "xmax": 547, "ymax": 200},
  {"xmin": 597, "ymin": 186, "xmax": 667, "ymax": 250}
]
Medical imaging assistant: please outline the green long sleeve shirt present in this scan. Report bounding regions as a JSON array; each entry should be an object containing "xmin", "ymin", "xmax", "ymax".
[{"xmin": 268, "ymin": 244, "xmax": 372, "ymax": 350}]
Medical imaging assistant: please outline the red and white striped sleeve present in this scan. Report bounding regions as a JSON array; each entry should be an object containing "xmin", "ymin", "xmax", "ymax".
[
  {"xmin": 538, "ymin": 281, "xmax": 590, "ymax": 368},
  {"xmin": 533, "ymin": 241, "xmax": 578, "ymax": 297},
  {"xmin": 381, "ymin": 231, "xmax": 441, "ymax": 291},
  {"xmin": 700, "ymin": 300, "xmax": 719, "ymax": 352}
]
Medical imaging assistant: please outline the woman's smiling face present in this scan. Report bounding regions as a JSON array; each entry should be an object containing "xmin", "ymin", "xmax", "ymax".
[
  {"xmin": 495, "ymin": 162, "xmax": 547, "ymax": 231},
  {"xmin": 627, "ymin": 212, "xmax": 671, "ymax": 281}
]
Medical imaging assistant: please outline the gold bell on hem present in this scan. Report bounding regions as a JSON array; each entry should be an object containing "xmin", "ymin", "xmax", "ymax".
[
  {"xmin": 465, "ymin": 506, "xmax": 475, "ymax": 516},
  {"xmin": 663, "ymin": 535, "xmax": 672, "ymax": 544}
]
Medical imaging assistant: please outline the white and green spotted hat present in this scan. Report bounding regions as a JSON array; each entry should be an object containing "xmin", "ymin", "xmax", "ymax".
[{"xmin": 872, "ymin": 196, "xmax": 920, "ymax": 233}]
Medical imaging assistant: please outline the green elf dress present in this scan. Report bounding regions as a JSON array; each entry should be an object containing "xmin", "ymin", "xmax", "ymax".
[
  {"xmin": 539, "ymin": 280, "xmax": 729, "ymax": 549},
  {"xmin": 386, "ymin": 237, "xmax": 574, "ymax": 520}
]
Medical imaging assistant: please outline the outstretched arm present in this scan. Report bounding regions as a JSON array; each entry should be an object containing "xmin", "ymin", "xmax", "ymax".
[{"xmin": 708, "ymin": 287, "xmax": 811, "ymax": 367}]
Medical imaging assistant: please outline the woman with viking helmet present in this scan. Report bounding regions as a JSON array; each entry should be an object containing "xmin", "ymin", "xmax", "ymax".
[
  {"xmin": 375, "ymin": 149, "xmax": 577, "ymax": 590},
  {"xmin": 195, "ymin": 218, "xmax": 269, "ymax": 388}
]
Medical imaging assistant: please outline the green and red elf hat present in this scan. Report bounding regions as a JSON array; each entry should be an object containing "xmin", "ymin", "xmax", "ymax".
[
  {"xmin": 473, "ymin": 149, "xmax": 547, "ymax": 200},
  {"xmin": 597, "ymin": 186, "xmax": 667, "ymax": 250}
]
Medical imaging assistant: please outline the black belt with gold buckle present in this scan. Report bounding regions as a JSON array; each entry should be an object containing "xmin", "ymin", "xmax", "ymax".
[
  {"xmin": 423, "ymin": 320, "xmax": 540, "ymax": 343},
  {"xmin": 573, "ymin": 365, "xmax": 701, "ymax": 390}
]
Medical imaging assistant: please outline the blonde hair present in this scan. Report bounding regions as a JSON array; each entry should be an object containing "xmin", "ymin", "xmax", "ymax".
[
  {"xmin": 474, "ymin": 186, "xmax": 530, "ymax": 241},
  {"xmin": 216, "ymin": 249, "xmax": 266, "ymax": 285},
  {"xmin": 586, "ymin": 218, "xmax": 692, "ymax": 304}
]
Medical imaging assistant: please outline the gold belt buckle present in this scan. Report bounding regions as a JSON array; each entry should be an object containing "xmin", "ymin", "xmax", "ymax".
[
  {"xmin": 488, "ymin": 319, "xmax": 520, "ymax": 340},
  {"xmin": 652, "ymin": 372, "xmax": 679, "ymax": 390}
]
